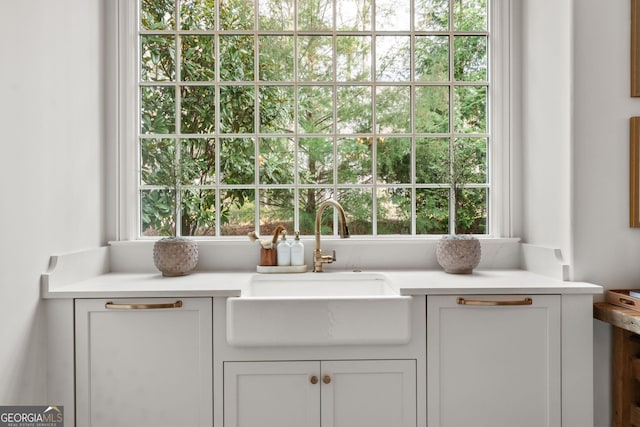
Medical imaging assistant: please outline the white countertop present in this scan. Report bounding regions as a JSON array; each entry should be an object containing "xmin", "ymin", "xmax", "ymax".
[
  {"xmin": 40, "ymin": 245, "xmax": 603, "ymax": 298},
  {"xmin": 42, "ymin": 268, "xmax": 602, "ymax": 299}
]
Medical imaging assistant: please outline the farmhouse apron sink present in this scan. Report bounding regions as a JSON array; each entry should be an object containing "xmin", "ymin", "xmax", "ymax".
[{"xmin": 226, "ymin": 272, "xmax": 412, "ymax": 346}]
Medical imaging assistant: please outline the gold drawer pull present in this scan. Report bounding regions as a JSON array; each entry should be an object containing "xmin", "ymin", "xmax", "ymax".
[
  {"xmin": 310, "ymin": 376, "xmax": 319, "ymax": 385},
  {"xmin": 456, "ymin": 297, "xmax": 533, "ymax": 306},
  {"xmin": 105, "ymin": 300, "xmax": 183, "ymax": 310},
  {"xmin": 323, "ymin": 375, "xmax": 331, "ymax": 384}
]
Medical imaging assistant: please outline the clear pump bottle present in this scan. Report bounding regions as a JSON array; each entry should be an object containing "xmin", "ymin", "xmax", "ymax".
[
  {"xmin": 277, "ymin": 231, "xmax": 291, "ymax": 266},
  {"xmin": 290, "ymin": 231, "xmax": 305, "ymax": 266}
]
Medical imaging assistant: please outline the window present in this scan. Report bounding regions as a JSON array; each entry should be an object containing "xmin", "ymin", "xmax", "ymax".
[{"xmin": 133, "ymin": 0, "xmax": 499, "ymax": 238}]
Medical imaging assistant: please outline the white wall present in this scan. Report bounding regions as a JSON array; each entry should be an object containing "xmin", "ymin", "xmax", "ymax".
[
  {"xmin": 0, "ymin": 0, "xmax": 105, "ymax": 404},
  {"xmin": 572, "ymin": 1, "xmax": 640, "ymax": 426},
  {"xmin": 520, "ymin": 0, "xmax": 574, "ymax": 264},
  {"xmin": 573, "ymin": 0, "xmax": 640, "ymax": 289}
]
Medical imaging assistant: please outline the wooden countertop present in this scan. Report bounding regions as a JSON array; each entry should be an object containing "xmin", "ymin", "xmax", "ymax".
[{"xmin": 594, "ymin": 302, "xmax": 640, "ymax": 334}]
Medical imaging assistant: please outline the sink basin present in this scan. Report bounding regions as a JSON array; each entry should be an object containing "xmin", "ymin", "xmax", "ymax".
[{"xmin": 226, "ymin": 272, "xmax": 412, "ymax": 347}]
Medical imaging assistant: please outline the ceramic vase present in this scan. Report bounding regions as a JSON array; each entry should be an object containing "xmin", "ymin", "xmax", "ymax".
[
  {"xmin": 153, "ymin": 237, "xmax": 199, "ymax": 277},
  {"xmin": 436, "ymin": 235, "xmax": 481, "ymax": 274}
]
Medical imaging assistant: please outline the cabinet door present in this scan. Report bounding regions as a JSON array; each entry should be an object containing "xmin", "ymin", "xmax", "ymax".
[
  {"xmin": 75, "ymin": 298, "xmax": 213, "ymax": 427},
  {"xmin": 322, "ymin": 360, "xmax": 416, "ymax": 427},
  {"xmin": 224, "ymin": 361, "xmax": 320, "ymax": 427},
  {"xmin": 427, "ymin": 295, "xmax": 561, "ymax": 427}
]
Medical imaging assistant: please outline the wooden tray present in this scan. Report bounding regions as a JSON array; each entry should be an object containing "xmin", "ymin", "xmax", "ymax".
[
  {"xmin": 256, "ymin": 265, "xmax": 307, "ymax": 274},
  {"xmin": 607, "ymin": 289, "xmax": 640, "ymax": 312}
]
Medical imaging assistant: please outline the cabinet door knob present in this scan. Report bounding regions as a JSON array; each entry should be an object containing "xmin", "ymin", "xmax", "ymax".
[
  {"xmin": 310, "ymin": 376, "xmax": 319, "ymax": 384},
  {"xmin": 323, "ymin": 375, "xmax": 331, "ymax": 384}
]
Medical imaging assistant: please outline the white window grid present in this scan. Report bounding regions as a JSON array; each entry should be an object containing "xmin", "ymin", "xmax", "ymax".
[{"xmin": 122, "ymin": 0, "xmax": 510, "ymax": 239}]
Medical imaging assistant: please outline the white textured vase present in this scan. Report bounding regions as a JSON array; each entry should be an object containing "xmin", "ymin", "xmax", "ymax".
[
  {"xmin": 436, "ymin": 235, "xmax": 481, "ymax": 274},
  {"xmin": 153, "ymin": 237, "xmax": 199, "ymax": 277}
]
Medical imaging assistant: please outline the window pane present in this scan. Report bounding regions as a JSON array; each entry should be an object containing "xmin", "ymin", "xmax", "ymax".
[
  {"xmin": 377, "ymin": 137, "xmax": 411, "ymax": 184},
  {"xmin": 416, "ymin": 138, "xmax": 449, "ymax": 184},
  {"xmin": 181, "ymin": 138, "xmax": 216, "ymax": 185},
  {"xmin": 376, "ymin": 0, "xmax": 410, "ymax": 31},
  {"xmin": 259, "ymin": 137, "xmax": 295, "ymax": 184},
  {"xmin": 259, "ymin": 36, "xmax": 294, "ymax": 81},
  {"xmin": 259, "ymin": 189, "xmax": 295, "ymax": 235},
  {"xmin": 141, "ymin": 138, "xmax": 175, "ymax": 186},
  {"xmin": 181, "ymin": 189, "xmax": 216, "ymax": 236},
  {"xmin": 141, "ymin": 86, "xmax": 175, "ymax": 134},
  {"xmin": 259, "ymin": 0, "xmax": 294, "ymax": 30},
  {"xmin": 376, "ymin": 36, "xmax": 410, "ymax": 82},
  {"xmin": 377, "ymin": 187, "xmax": 411, "ymax": 234},
  {"xmin": 259, "ymin": 86, "xmax": 294, "ymax": 133},
  {"xmin": 220, "ymin": 189, "xmax": 255, "ymax": 236},
  {"xmin": 415, "ymin": 86, "xmax": 449, "ymax": 133},
  {"xmin": 299, "ymin": 189, "xmax": 335, "ymax": 235},
  {"xmin": 220, "ymin": 35, "xmax": 255, "ymax": 81},
  {"xmin": 455, "ymin": 188, "xmax": 488, "ymax": 234},
  {"xmin": 220, "ymin": 86, "xmax": 255, "ymax": 133},
  {"xmin": 141, "ymin": 36, "xmax": 175, "ymax": 82},
  {"xmin": 337, "ymin": 86, "xmax": 372, "ymax": 134},
  {"xmin": 141, "ymin": 0, "xmax": 175, "ymax": 30},
  {"xmin": 454, "ymin": 138, "xmax": 487, "ymax": 184},
  {"xmin": 299, "ymin": 138, "xmax": 334, "ymax": 185},
  {"xmin": 336, "ymin": 36, "xmax": 372, "ymax": 82},
  {"xmin": 181, "ymin": 36, "xmax": 215, "ymax": 81},
  {"xmin": 337, "ymin": 0, "xmax": 372, "ymax": 31},
  {"xmin": 454, "ymin": 0, "xmax": 487, "ymax": 31},
  {"xmin": 339, "ymin": 188, "xmax": 373, "ymax": 235},
  {"xmin": 416, "ymin": 188, "xmax": 449, "ymax": 234},
  {"xmin": 298, "ymin": 86, "xmax": 334, "ymax": 133},
  {"xmin": 454, "ymin": 36, "xmax": 487, "ymax": 81},
  {"xmin": 180, "ymin": 0, "xmax": 215, "ymax": 30},
  {"xmin": 298, "ymin": 36, "xmax": 333, "ymax": 82},
  {"xmin": 416, "ymin": 36, "xmax": 449, "ymax": 82},
  {"xmin": 415, "ymin": 0, "xmax": 448, "ymax": 31},
  {"xmin": 298, "ymin": 0, "xmax": 333, "ymax": 30},
  {"xmin": 376, "ymin": 86, "xmax": 411, "ymax": 133},
  {"xmin": 454, "ymin": 85, "xmax": 487, "ymax": 133},
  {"xmin": 219, "ymin": 0, "xmax": 254, "ymax": 30},
  {"xmin": 220, "ymin": 138, "xmax": 255, "ymax": 184},
  {"xmin": 337, "ymin": 137, "xmax": 372, "ymax": 184},
  {"xmin": 181, "ymin": 86, "xmax": 216, "ymax": 134},
  {"xmin": 141, "ymin": 189, "xmax": 176, "ymax": 236}
]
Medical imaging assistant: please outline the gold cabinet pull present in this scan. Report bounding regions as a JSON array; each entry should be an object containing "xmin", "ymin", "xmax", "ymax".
[
  {"xmin": 310, "ymin": 376, "xmax": 319, "ymax": 385},
  {"xmin": 456, "ymin": 297, "xmax": 533, "ymax": 306},
  {"xmin": 105, "ymin": 300, "xmax": 183, "ymax": 310},
  {"xmin": 322, "ymin": 375, "xmax": 331, "ymax": 384}
]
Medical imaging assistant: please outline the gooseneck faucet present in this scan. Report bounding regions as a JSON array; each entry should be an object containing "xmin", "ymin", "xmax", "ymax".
[{"xmin": 314, "ymin": 199, "xmax": 350, "ymax": 272}]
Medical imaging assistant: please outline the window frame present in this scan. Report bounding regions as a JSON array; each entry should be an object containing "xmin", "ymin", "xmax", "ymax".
[{"xmin": 109, "ymin": 0, "xmax": 513, "ymax": 241}]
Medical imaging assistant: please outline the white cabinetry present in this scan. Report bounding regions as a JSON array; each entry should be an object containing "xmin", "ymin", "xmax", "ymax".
[
  {"xmin": 75, "ymin": 298, "xmax": 213, "ymax": 427},
  {"xmin": 427, "ymin": 295, "xmax": 561, "ymax": 427},
  {"xmin": 224, "ymin": 360, "xmax": 416, "ymax": 427}
]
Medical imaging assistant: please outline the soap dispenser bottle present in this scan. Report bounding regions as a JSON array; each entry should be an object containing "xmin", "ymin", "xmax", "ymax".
[
  {"xmin": 277, "ymin": 231, "xmax": 291, "ymax": 266},
  {"xmin": 290, "ymin": 231, "xmax": 305, "ymax": 266}
]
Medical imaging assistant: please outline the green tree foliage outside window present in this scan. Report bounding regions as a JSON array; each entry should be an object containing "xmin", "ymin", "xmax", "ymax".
[{"xmin": 139, "ymin": 0, "xmax": 489, "ymax": 237}]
